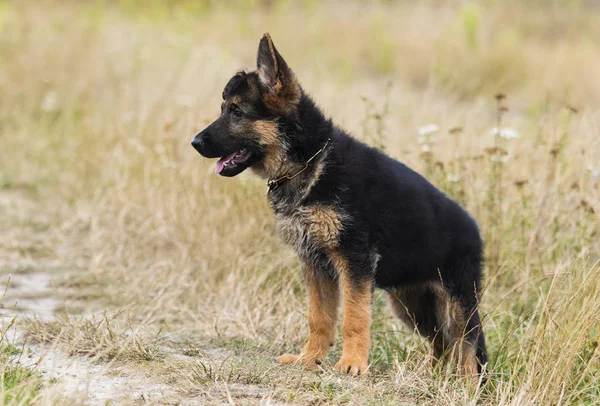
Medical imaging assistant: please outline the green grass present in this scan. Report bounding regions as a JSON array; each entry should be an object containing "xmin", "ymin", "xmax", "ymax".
[
  {"xmin": 1, "ymin": 364, "xmax": 42, "ymax": 405},
  {"xmin": 0, "ymin": 342, "xmax": 43, "ymax": 405}
]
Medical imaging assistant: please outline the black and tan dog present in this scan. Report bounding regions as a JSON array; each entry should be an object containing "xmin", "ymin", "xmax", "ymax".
[{"xmin": 192, "ymin": 34, "xmax": 487, "ymax": 378}]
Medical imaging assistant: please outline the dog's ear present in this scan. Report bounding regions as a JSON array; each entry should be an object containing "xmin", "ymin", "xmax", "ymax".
[
  {"xmin": 257, "ymin": 33, "xmax": 286, "ymax": 91},
  {"xmin": 256, "ymin": 33, "xmax": 300, "ymax": 111}
]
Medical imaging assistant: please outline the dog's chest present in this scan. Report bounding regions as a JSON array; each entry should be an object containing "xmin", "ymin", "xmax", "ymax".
[{"xmin": 273, "ymin": 204, "xmax": 344, "ymax": 256}]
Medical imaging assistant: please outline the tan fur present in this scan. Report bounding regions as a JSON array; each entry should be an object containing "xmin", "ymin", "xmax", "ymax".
[
  {"xmin": 263, "ymin": 87, "xmax": 300, "ymax": 115},
  {"xmin": 443, "ymin": 299, "xmax": 479, "ymax": 381},
  {"xmin": 308, "ymin": 206, "xmax": 343, "ymax": 247},
  {"xmin": 251, "ymin": 120, "xmax": 279, "ymax": 145},
  {"xmin": 457, "ymin": 342, "xmax": 479, "ymax": 383},
  {"xmin": 329, "ymin": 250, "xmax": 371, "ymax": 375},
  {"xmin": 274, "ymin": 205, "xmax": 345, "ymax": 260},
  {"xmin": 249, "ymin": 120, "xmax": 288, "ymax": 179},
  {"xmin": 277, "ymin": 261, "xmax": 339, "ymax": 368},
  {"xmin": 443, "ymin": 297, "xmax": 465, "ymax": 343}
]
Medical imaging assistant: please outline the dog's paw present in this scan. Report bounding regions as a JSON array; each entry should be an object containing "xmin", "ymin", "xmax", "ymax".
[
  {"xmin": 276, "ymin": 353, "xmax": 321, "ymax": 369},
  {"xmin": 335, "ymin": 355, "xmax": 368, "ymax": 376},
  {"xmin": 276, "ymin": 353, "xmax": 301, "ymax": 364}
]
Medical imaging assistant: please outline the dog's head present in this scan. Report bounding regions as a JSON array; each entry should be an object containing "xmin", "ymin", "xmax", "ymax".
[{"xmin": 191, "ymin": 34, "xmax": 301, "ymax": 178}]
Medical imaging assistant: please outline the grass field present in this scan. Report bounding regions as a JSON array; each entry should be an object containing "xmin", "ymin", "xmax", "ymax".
[{"xmin": 1, "ymin": 0, "xmax": 599, "ymax": 404}]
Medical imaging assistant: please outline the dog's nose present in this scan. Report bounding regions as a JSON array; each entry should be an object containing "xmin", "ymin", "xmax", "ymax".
[
  {"xmin": 191, "ymin": 136, "xmax": 203, "ymax": 151},
  {"xmin": 191, "ymin": 131, "xmax": 210, "ymax": 152}
]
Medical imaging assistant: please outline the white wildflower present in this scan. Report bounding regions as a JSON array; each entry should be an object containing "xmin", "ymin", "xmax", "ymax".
[
  {"xmin": 418, "ymin": 124, "xmax": 440, "ymax": 137},
  {"xmin": 41, "ymin": 91, "xmax": 58, "ymax": 113},
  {"xmin": 588, "ymin": 165, "xmax": 599, "ymax": 178},
  {"xmin": 490, "ymin": 127, "xmax": 519, "ymax": 139},
  {"xmin": 447, "ymin": 175, "xmax": 460, "ymax": 182}
]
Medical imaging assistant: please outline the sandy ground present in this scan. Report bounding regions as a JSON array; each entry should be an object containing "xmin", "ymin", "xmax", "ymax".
[{"xmin": 0, "ymin": 189, "xmax": 181, "ymax": 405}]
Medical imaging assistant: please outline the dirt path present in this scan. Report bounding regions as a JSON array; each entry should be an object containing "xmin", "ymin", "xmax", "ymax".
[{"xmin": 0, "ymin": 189, "xmax": 181, "ymax": 404}]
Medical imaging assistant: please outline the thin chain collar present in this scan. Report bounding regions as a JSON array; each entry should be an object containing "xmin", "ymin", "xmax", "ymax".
[{"xmin": 266, "ymin": 138, "xmax": 331, "ymax": 192}]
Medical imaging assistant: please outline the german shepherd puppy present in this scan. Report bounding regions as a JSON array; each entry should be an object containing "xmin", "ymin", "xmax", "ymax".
[{"xmin": 192, "ymin": 34, "xmax": 487, "ymax": 378}]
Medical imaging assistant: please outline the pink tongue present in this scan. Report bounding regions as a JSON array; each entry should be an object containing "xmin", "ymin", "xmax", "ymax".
[{"xmin": 215, "ymin": 151, "xmax": 238, "ymax": 174}]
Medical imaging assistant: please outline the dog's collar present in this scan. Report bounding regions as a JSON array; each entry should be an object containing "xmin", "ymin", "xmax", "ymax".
[{"xmin": 266, "ymin": 138, "xmax": 331, "ymax": 192}]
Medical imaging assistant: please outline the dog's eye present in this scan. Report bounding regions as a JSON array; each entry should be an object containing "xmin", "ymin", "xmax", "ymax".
[{"xmin": 229, "ymin": 104, "xmax": 243, "ymax": 118}]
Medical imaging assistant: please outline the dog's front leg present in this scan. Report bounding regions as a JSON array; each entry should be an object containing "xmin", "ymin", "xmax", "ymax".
[
  {"xmin": 277, "ymin": 262, "xmax": 339, "ymax": 369},
  {"xmin": 330, "ymin": 250, "xmax": 372, "ymax": 376}
]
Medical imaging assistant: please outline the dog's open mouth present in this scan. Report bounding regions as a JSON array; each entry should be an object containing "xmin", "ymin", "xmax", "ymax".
[{"xmin": 215, "ymin": 149, "xmax": 254, "ymax": 177}]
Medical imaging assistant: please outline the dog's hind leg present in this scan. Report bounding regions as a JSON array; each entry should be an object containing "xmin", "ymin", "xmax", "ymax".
[
  {"xmin": 433, "ymin": 282, "xmax": 486, "ymax": 383},
  {"xmin": 455, "ymin": 298, "xmax": 487, "ymax": 378},
  {"xmin": 277, "ymin": 261, "xmax": 339, "ymax": 368},
  {"xmin": 389, "ymin": 281, "xmax": 486, "ymax": 382},
  {"xmin": 445, "ymin": 253, "xmax": 488, "ymax": 380},
  {"xmin": 388, "ymin": 282, "xmax": 446, "ymax": 365}
]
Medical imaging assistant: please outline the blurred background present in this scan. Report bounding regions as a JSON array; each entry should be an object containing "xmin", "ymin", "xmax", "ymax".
[{"xmin": 0, "ymin": 1, "xmax": 599, "ymax": 404}]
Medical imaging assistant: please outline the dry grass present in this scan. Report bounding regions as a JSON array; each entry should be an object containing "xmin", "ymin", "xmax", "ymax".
[{"xmin": 1, "ymin": 0, "xmax": 599, "ymax": 404}]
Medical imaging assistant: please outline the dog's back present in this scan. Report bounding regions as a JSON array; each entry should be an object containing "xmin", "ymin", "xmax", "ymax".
[{"xmin": 326, "ymin": 133, "xmax": 483, "ymax": 288}]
